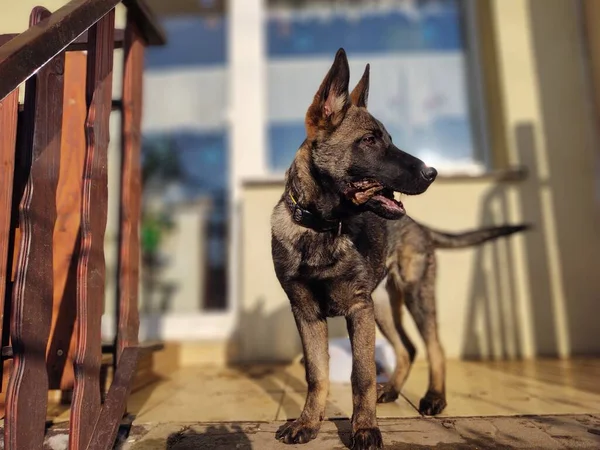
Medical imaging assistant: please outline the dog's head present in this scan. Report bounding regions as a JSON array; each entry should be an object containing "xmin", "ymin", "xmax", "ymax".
[{"xmin": 304, "ymin": 48, "xmax": 437, "ymax": 220}]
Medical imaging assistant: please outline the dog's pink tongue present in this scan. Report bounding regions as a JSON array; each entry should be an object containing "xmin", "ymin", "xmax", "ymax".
[{"xmin": 374, "ymin": 194, "xmax": 404, "ymax": 212}]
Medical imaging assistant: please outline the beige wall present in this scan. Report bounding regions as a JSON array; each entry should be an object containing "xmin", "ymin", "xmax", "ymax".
[
  {"xmin": 0, "ymin": 1, "xmax": 74, "ymax": 32},
  {"xmin": 0, "ymin": 1, "xmax": 126, "ymax": 29},
  {"xmin": 235, "ymin": 0, "xmax": 600, "ymax": 363}
]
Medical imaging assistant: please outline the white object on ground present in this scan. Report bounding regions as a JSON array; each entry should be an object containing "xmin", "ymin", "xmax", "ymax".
[{"xmin": 328, "ymin": 337, "xmax": 397, "ymax": 384}]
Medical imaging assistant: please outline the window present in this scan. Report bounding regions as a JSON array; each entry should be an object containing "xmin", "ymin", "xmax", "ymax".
[
  {"xmin": 141, "ymin": 1, "xmax": 229, "ymax": 313},
  {"xmin": 266, "ymin": 0, "xmax": 486, "ymax": 174}
]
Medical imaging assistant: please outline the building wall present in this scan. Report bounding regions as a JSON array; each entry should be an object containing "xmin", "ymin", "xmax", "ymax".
[
  {"xmin": 3, "ymin": 0, "xmax": 599, "ymax": 361},
  {"xmin": 235, "ymin": 0, "xmax": 600, "ymax": 362}
]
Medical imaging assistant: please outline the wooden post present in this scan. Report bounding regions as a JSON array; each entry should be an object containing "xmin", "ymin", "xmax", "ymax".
[
  {"xmin": 0, "ymin": 88, "xmax": 18, "ymax": 394},
  {"xmin": 4, "ymin": 7, "xmax": 64, "ymax": 449},
  {"xmin": 116, "ymin": 14, "xmax": 144, "ymax": 364},
  {"xmin": 69, "ymin": 9, "xmax": 115, "ymax": 450},
  {"xmin": 46, "ymin": 50, "xmax": 88, "ymax": 392},
  {"xmin": 86, "ymin": 346, "xmax": 139, "ymax": 450}
]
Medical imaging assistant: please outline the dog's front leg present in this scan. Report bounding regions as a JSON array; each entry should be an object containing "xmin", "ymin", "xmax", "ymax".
[
  {"xmin": 277, "ymin": 289, "xmax": 329, "ymax": 445},
  {"xmin": 346, "ymin": 303, "xmax": 383, "ymax": 450}
]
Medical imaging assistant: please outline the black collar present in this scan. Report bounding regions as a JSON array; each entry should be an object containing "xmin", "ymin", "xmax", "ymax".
[{"xmin": 285, "ymin": 191, "xmax": 342, "ymax": 235}]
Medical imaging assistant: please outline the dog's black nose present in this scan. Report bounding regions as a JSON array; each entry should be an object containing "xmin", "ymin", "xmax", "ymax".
[{"xmin": 421, "ymin": 166, "xmax": 437, "ymax": 182}]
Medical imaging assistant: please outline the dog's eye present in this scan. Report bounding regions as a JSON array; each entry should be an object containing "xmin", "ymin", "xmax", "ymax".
[{"xmin": 362, "ymin": 135, "xmax": 376, "ymax": 145}]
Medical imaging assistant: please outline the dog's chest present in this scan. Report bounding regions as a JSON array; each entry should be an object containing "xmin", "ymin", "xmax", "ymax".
[
  {"xmin": 297, "ymin": 234, "xmax": 354, "ymax": 275},
  {"xmin": 297, "ymin": 225, "xmax": 386, "ymax": 280}
]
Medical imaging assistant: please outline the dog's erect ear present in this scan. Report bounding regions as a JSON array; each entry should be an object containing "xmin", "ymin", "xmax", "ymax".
[
  {"xmin": 350, "ymin": 64, "xmax": 370, "ymax": 108},
  {"xmin": 305, "ymin": 48, "xmax": 350, "ymax": 139}
]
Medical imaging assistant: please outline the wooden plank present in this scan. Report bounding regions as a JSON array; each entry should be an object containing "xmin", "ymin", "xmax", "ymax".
[
  {"xmin": 1, "ymin": 108, "xmax": 29, "ymax": 411},
  {"xmin": 0, "ymin": 108, "xmax": 27, "ymax": 414},
  {"xmin": 0, "ymin": 361, "xmax": 12, "ymax": 418},
  {"xmin": 86, "ymin": 346, "xmax": 139, "ymax": 450},
  {"xmin": 2, "ymin": 109, "xmax": 30, "ymax": 400},
  {"xmin": 4, "ymin": 6, "xmax": 64, "ymax": 448},
  {"xmin": 0, "ymin": 89, "xmax": 18, "ymax": 418},
  {"xmin": 0, "ymin": 88, "xmax": 18, "ymax": 394},
  {"xmin": 46, "ymin": 51, "xmax": 87, "ymax": 392},
  {"xmin": 0, "ymin": 29, "xmax": 126, "ymax": 52},
  {"xmin": 69, "ymin": 10, "xmax": 115, "ymax": 450},
  {"xmin": 116, "ymin": 17, "xmax": 144, "ymax": 364}
]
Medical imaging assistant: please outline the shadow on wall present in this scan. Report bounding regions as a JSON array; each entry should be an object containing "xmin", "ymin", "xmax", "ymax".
[
  {"xmin": 526, "ymin": 0, "xmax": 600, "ymax": 355},
  {"xmin": 461, "ymin": 124, "xmax": 556, "ymax": 359},
  {"xmin": 463, "ymin": 72, "xmax": 598, "ymax": 361},
  {"xmin": 227, "ymin": 297, "xmax": 300, "ymax": 364},
  {"xmin": 462, "ymin": 121, "xmax": 599, "ymax": 358},
  {"xmin": 463, "ymin": 0, "xmax": 600, "ymax": 359}
]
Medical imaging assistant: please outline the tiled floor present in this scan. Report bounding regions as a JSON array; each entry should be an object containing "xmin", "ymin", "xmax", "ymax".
[{"xmin": 111, "ymin": 359, "xmax": 600, "ymax": 424}]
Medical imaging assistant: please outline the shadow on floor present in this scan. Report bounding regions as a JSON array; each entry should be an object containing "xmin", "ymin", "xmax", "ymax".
[{"xmin": 147, "ymin": 425, "xmax": 253, "ymax": 450}]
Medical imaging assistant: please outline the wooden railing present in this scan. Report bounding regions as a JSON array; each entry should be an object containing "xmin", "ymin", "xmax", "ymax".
[{"xmin": 0, "ymin": 1, "xmax": 165, "ymax": 448}]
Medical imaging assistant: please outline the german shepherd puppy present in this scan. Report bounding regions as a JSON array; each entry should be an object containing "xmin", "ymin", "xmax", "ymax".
[
  {"xmin": 271, "ymin": 48, "xmax": 527, "ymax": 449},
  {"xmin": 271, "ymin": 48, "xmax": 437, "ymax": 449}
]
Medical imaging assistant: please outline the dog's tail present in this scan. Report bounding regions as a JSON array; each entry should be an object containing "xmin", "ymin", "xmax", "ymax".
[{"xmin": 428, "ymin": 224, "xmax": 531, "ymax": 249}]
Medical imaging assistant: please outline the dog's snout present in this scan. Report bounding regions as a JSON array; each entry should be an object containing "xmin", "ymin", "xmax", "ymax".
[{"xmin": 420, "ymin": 166, "xmax": 437, "ymax": 183}]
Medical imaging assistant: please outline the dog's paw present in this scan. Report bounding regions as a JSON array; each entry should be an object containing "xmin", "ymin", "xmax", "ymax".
[
  {"xmin": 351, "ymin": 427, "xmax": 383, "ymax": 450},
  {"xmin": 419, "ymin": 390, "xmax": 447, "ymax": 416},
  {"xmin": 376, "ymin": 383, "xmax": 399, "ymax": 404},
  {"xmin": 276, "ymin": 420, "xmax": 320, "ymax": 445}
]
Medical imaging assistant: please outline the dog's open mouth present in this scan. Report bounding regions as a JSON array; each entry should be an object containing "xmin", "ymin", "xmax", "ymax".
[{"xmin": 346, "ymin": 180, "xmax": 405, "ymax": 217}]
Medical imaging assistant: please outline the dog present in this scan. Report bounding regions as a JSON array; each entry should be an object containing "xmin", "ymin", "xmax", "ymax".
[
  {"xmin": 270, "ymin": 48, "xmax": 436, "ymax": 449},
  {"xmin": 373, "ymin": 217, "xmax": 529, "ymax": 416},
  {"xmin": 270, "ymin": 48, "xmax": 527, "ymax": 449}
]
